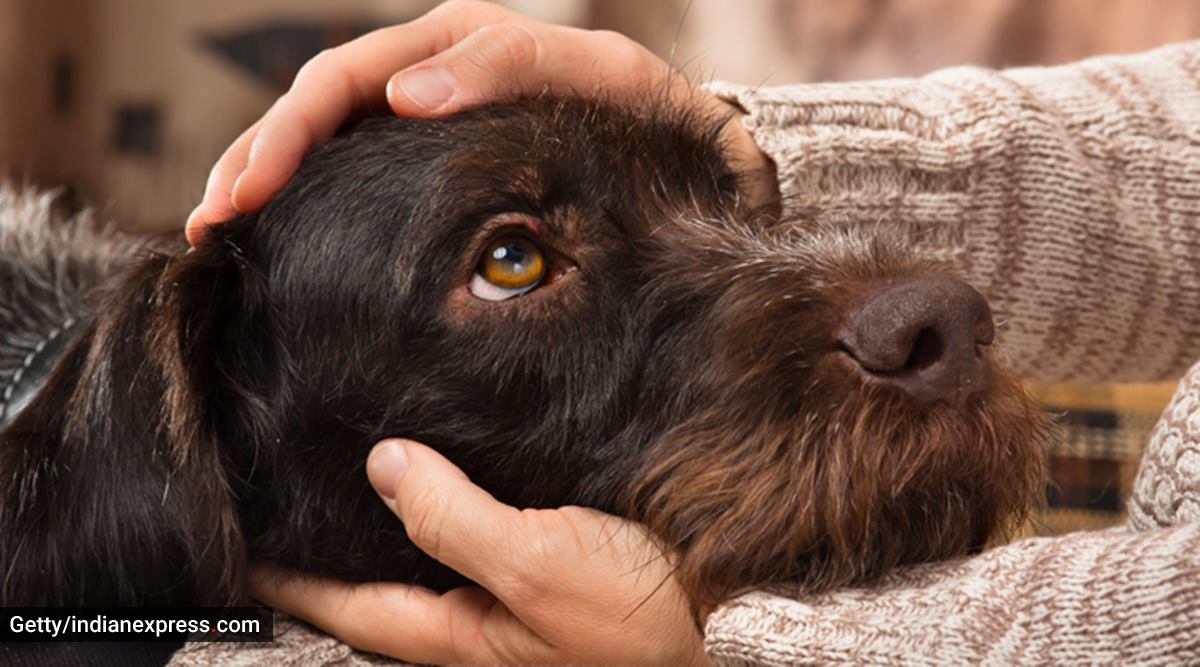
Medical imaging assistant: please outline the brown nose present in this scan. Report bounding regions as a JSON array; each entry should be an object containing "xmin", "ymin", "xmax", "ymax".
[{"xmin": 838, "ymin": 276, "xmax": 994, "ymax": 408}]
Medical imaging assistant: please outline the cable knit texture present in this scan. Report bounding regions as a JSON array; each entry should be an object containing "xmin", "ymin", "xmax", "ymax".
[
  {"xmin": 173, "ymin": 43, "xmax": 1200, "ymax": 665},
  {"xmin": 712, "ymin": 41, "xmax": 1200, "ymax": 384},
  {"xmin": 705, "ymin": 523, "xmax": 1200, "ymax": 666},
  {"xmin": 705, "ymin": 362, "xmax": 1200, "ymax": 666},
  {"xmin": 1129, "ymin": 361, "xmax": 1200, "ymax": 531},
  {"xmin": 703, "ymin": 41, "xmax": 1200, "ymax": 666}
]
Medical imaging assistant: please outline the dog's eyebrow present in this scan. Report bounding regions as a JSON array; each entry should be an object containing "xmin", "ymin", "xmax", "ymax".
[{"xmin": 526, "ymin": 216, "xmax": 549, "ymax": 236}]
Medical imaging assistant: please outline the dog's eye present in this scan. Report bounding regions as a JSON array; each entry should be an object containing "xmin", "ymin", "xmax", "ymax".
[{"xmin": 469, "ymin": 236, "xmax": 547, "ymax": 301}]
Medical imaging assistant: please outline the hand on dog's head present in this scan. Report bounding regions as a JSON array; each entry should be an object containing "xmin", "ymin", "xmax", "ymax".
[{"xmin": 0, "ymin": 96, "xmax": 1050, "ymax": 611}]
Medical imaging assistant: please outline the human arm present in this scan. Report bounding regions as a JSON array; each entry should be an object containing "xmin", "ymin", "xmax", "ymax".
[
  {"xmin": 704, "ymin": 523, "xmax": 1200, "ymax": 665},
  {"xmin": 704, "ymin": 359, "xmax": 1200, "ymax": 665},
  {"xmin": 709, "ymin": 42, "xmax": 1200, "ymax": 383}
]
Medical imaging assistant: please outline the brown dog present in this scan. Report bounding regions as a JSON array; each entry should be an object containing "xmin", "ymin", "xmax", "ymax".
[{"xmin": 0, "ymin": 97, "xmax": 1051, "ymax": 615}]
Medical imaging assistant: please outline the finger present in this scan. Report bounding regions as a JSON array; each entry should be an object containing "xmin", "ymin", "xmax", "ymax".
[
  {"xmin": 387, "ymin": 24, "xmax": 675, "ymax": 118},
  {"xmin": 366, "ymin": 440, "xmax": 536, "ymax": 596},
  {"xmin": 229, "ymin": 0, "xmax": 512, "ymax": 214},
  {"xmin": 252, "ymin": 566, "xmax": 558, "ymax": 665},
  {"xmin": 185, "ymin": 119, "xmax": 262, "ymax": 243}
]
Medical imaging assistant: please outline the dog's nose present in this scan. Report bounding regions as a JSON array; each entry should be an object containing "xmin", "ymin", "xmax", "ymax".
[{"xmin": 838, "ymin": 276, "xmax": 994, "ymax": 408}]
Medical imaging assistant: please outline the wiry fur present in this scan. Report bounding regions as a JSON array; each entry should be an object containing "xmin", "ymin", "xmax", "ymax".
[
  {"xmin": 0, "ymin": 97, "xmax": 1051, "ymax": 613},
  {"xmin": 0, "ymin": 187, "xmax": 146, "ymax": 411},
  {"xmin": 630, "ymin": 220, "xmax": 1048, "ymax": 610}
]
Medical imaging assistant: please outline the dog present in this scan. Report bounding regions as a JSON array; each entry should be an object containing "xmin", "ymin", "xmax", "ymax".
[{"xmin": 0, "ymin": 96, "xmax": 1051, "ymax": 615}]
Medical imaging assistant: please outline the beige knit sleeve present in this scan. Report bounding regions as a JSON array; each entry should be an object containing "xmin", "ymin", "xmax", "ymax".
[
  {"xmin": 1129, "ymin": 359, "xmax": 1200, "ymax": 530},
  {"xmin": 710, "ymin": 41, "xmax": 1200, "ymax": 383},
  {"xmin": 704, "ymin": 523, "xmax": 1200, "ymax": 666},
  {"xmin": 703, "ymin": 363, "xmax": 1200, "ymax": 667}
]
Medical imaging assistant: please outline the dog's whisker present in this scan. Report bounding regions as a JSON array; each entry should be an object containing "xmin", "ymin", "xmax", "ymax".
[{"xmin": 622, "ymin": 566, "xmax": 680, "ymax": 624}]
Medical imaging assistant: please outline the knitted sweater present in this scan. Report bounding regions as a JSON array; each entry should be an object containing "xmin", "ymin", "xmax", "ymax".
[
  {"xmin": 714, "ymin": 41, "xmax": 1200, "ymax": 386},
  {"xmin": 170, "ymin": 42, "xmax": 1200, "ymax": 666},
  {"xmin": 703, "ymin": 40, "xmax": 1200, "ymax": 666},
  {"xmin": 704, "ymin": 361, "xmax": 1200, "ymax": 665}
]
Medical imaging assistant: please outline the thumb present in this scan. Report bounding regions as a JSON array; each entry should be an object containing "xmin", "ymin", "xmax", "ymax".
[
  {"xmin": 386, "ymin": 23, "xmax": 544, "ymax": 115},
  {"xmin": 365, "ymin": 439, "xmax": 528, "ymax": 594}
]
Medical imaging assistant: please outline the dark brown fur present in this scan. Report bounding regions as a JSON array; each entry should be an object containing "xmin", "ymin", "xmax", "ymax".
[
  {"xmin": 629, "ymin": 219, "xmax": 1046, "ymax": 609},
  {"xmin": 0, "ymin": 96, "xmax": 1051, "ymax": 614}
]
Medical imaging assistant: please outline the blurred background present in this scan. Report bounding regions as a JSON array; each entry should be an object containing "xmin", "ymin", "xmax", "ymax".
[{"xmin": 1, "ymin": 0, "xmax": 1195, "ymax": 533}]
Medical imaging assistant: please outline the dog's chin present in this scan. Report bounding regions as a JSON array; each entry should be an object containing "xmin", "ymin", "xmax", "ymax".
[{"xmin": 632, "ymin": 356, "xmax": 1051, "ymax": 615}]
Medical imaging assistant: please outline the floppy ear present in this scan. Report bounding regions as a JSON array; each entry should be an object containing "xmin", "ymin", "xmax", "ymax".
[{"xmin": 0, "ymin": 238, "xmax": 271, "ymax": 606}]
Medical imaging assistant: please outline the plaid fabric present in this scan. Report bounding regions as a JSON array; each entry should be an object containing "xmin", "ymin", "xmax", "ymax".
[{"xmin": 1027, "ymin": 382, "xmax": 1178, "ymax": 536}]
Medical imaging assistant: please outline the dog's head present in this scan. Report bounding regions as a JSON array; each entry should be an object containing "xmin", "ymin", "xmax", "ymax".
[{"xmin": 1, "ymin": 97, "xmax": 1049, "ymax": 610}]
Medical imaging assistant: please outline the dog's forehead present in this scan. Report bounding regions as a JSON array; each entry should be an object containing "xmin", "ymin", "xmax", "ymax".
[
  {"xmin": 240, "ymin": 98, "xmax": 741, "ymax": 313},
  {"xmin": 258, "ymin": 98, "xmax": 733, "ymax": 229},
  {"xmin": 431, "ymin": 99, "xmax": 735, "ymax": 205}
]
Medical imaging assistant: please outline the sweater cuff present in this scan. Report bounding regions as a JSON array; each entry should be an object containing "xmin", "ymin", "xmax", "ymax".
[{"xmin": 703, "ymin": 75, "xmax": 978, "ymax": 245}]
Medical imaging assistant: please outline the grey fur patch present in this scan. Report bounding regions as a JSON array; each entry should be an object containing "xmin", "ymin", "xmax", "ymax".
[{"xmin": 0, "ymin": 185, "xmax": 147, "ymax": 422}]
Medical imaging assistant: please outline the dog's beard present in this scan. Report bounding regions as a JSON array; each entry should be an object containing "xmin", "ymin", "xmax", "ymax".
[{"xmin": 630, "ymin": 357, "xmax": 1051, "ymax": 613}]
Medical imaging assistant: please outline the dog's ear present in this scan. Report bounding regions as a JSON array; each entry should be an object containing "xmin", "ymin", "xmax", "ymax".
[{"xmin": 0, "ymin": 238, "xmax": 271, "ymax": 606}]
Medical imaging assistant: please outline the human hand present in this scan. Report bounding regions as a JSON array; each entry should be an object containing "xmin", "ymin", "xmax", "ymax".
[
  {"xmin": 251, "ymin": 439, "xmax": 710, "ymax": 666},
  {"xmin": 186, "ymin": 0, "xmax": 776, "ymax": 245}
]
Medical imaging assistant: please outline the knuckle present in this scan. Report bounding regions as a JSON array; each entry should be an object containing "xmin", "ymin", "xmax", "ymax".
[
  {"xmin": 403, "ymin": 485, "xmax": 451, "ymax": 558},
  {"xmin": 555, "ymin": 504, "xmax": 598, "ymax": 537},
  {"xmin": 591, "ymin": 29, "xmax": 630, "ymax": 46},
  {"xmin": 440, "ymin": 588, "xmax": 501, "ymax": 664},
  {"xmin": 292, "ymin": 48, "xmax": 337, "ymax": 88},
  {"xmin": 593, "ymin": 30, "xmax": 647, "ymax": 72},
  {"xmin": 489, "ymin": 509, "xmax": 561, "ymax": 600},
  {"xmin": 474, "ymin": 23, "xmax": 540, "ymax": 74}
]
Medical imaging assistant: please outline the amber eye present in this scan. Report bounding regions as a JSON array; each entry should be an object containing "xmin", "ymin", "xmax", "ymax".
[{"xmin": 469, "ymin": 236, "xmax": 548, "ymax": 301}]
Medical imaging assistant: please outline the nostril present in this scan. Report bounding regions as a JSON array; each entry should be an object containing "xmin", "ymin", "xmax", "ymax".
[
  {"xmin": 905, "ymin": 327, "xmax": 944, "ymax": 372},
  {"xmin": 974, "ymin": 309, "xmax": 996, "ymax": 347},
  {"xmin": 838, "ymin": 276, "xmax": 994, "ymax": 407}
]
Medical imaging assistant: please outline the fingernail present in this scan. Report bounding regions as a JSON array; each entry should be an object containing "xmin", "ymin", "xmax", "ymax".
[
  {"xmin": 367, "ymin": 440, "xmax": 409, "ymax": 499},
  {"xmin": 396, "ymin": 66, "xmax": 455, "ymax": 110}
]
